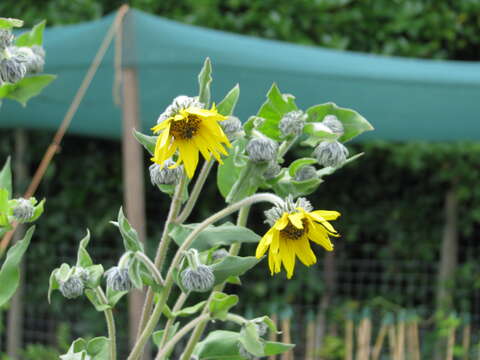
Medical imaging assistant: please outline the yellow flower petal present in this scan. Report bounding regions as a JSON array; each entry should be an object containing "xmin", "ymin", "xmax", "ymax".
[
  {"xmin": 292, "ymin": 236, "xmax": 317, "ymax": 266},
  {"xmin": 288, "ymin": 212, "xmax": 304, "ymax": 229},
  {"xmin": 256, "ymin": 228, "xmax": 274, "ymax": 258},
  {"xmin": 279, "ymin": 237, "xmax": 296, "ymax": 279},
  {"xmin": 307, "ymin": 221, "xmax": 334, "ymax": 251},
  {"xmin": 306, "ymin": 212, "xmax": 339, "ymax": 235},
  {"xmin": 310, "ymin": 210, "xmax": 341, "ymax": 221},
  {"xmin": 274, "ymin": 213, "xmax": 289, "ymax": 230}
]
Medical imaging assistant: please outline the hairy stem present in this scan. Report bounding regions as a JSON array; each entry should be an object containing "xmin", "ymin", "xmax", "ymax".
[
  {"xmin": 177, "ymin": 160, "xmax": 214, "ymax": 223},
  {"xmin": 136, "ymin": 174, "xmax": 187, "ymax": 339},
  {"xmin": 95, "ymin": 287, "xmax": 116, "ymax": 360},
  {"xmin": 155, "ymin": 314, "xmax": 211, "ymax": 360},
  {"xmin": 180, "ymin": 205, "xmax": 251, "ymax": 360},
  {"xmin": 225, "ymin": 313, "xmax": 248, "ymax": 326},
  {"xmin": 129, "ymin": 194, "xmax": 279, "ymax": 360},
  {"xmin": 135, "ymin": 251, "xmax": 164, "ymax": 285}
]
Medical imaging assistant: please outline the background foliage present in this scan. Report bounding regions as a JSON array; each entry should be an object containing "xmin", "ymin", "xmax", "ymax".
[{"xmin": 1, "ymin": 0, "xmax": 480, "ymax": 355}]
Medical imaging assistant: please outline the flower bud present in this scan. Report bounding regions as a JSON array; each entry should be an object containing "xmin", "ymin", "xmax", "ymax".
[
  {"xmin": 246, "ymin": 137, "xmax": 278, "ymax": 163},
  {"xmin": 279, "ymin": 110, "xmax": 306, "ymax": 137},
  {"xmin": 212, "ymin": 248, "xmax": 229, "ymax": 261},
  {"xmin": 59, "ymin": 276, "xmax": 84, "ymax": 299},
  {"xmin": 181, "ymin": 265, "xmax": 215, "ymax": 292},
  {"xmin": 238, "ymin": 343, "xmax": 256, "ymax": 360},
  {"xmin": 76, "ymin": 267, "xmax": 90, "ymax": 284},
  {"xmin": 149, "ymin": 159, "xmax": 183, "ymax": 186},
  {"xmin": 12, "ymin": 198, "xmax": 34, "ymax": 223},
  {"xmin": 255, "ymin": 322, "xmax": 268, "ymax": 336},
  {"xmin": 220, "ymin": 116, "xmax": 244, "ymax": 140},
  {"xmin": 263, "ymin": 162, "xmax": 281, "ymax": 180},
  {"xmin": 0, "ymin": 30, "xmax": 14, "ymax": 49},
  {"xmin": 322, "ymin": 115, "xmax": 344, "ymax": 135},
  {"xmin": 27, "ymin": 46, "xmax": 45, "ymax": 73},
  {"xmin": 157, "ymin": 95, "xmax": 203, "ymax": 124},
  {"xmin": 0, "ymin": 57, "xmax": 27, "ymax": 83},
  {"xmin": 104, "ymin": 266, "xmax": 132, "ymax": 292},
  {"xmin": 294, "ymin": 165, "xmax": 317, "ymax": 181},
  {"xmin": 313, "ymin": 141, "xmax": 348, "ymax": 168}
]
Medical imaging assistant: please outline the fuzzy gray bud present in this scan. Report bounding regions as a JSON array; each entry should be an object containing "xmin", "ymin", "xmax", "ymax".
[
  {"xmin": 238, "ymin": 343, "xmax": 256, "ymax": 360},
  {"xmin": 246, "ymin": 137, "xmax": 278, "ymax": 162},
  {"xmin": 150, "ymin": 159, "xmax": 183, "ymax": 186},
  {"xmin": 76, "ymin": 267, "xmax": 90, "ymax": 284},
  {"xmin": 263, "ymin": 162, "xmax": 281, "ymax": 180},
  {"xmin": 157, "ymin": 95, "xmax": 203, "ymax": 124},
  {"xmin": 322, "ymin": 115, "xmax": 344, "ymax": 135},
  {"xmin": 59, "ymin": 276, "xmax": 84, "ymax": 299},
  {"xmin": 220, "ymin": 116, "xmax": 244, "ymax": 140},
  {"xmin": 264, "ymin": 195, "xmax": 312, "ymax": 226},
  {"xmin": 212, "ymin": 248, "xmax": 229, "ymax": 261},
  {"xmin": 0, "ymin": 30, "xmax": 14, "ymax": 49},
  {"xmin": 105, "ymin": 266, "xmax": 132, "ymax": 292},
  {"xmin": 279, "ymin": 110, "xmax": 306, "ymax": 137},
  {"xmin": 313, "ymin": 141, "xmax": 348, "ymax": 168},
  {"xmin": 255, "ymin": 322, "xmax": 268, "ymax": 336},
  {"xmin": 294, "ymin": 165, "xmax": 317, "ymax": 181},
  {"xmin": 12, "ymin": 198, "xmax": 34, "ymax": 223},
  {"xmin": 27, "ymin": 46, "xmax": 45, "ymax": 73},
  {"xmin": 0, "ymin": 57, "xmax": 27, "ymax": 83},
  {"xmin": 181, "ymin": 265, "xmax": 215, "ymax": 292}
]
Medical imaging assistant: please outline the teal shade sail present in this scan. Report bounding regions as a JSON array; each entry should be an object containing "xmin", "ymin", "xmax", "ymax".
[{"xmin": 2, "ymin": 9, "xmax": 480, "ymax": 141}]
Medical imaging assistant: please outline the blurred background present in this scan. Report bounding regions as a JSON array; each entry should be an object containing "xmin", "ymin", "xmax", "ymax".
[{"xmin": 1, "ymin": 1, "xmax": 480, "ymax": 359}]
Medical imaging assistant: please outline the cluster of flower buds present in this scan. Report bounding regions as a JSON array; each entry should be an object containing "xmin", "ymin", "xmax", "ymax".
[
  {"xmin": 313, "ymin": 115, "xmax": 348, "ymax": 168},
  {"xmin": 220, "ymin": 116, "xmax": 244, "ymax": 141},
  {"xmin": 279, "ymin": 110, "xmax": 307, "ymax": 138},
  {"xmin": 104, "ymin": 266, "xmax": 132, "ymax": 292},
  {"xmin": 157, "ymin": 95, "xmax": 204, "ymax": 124},
  {"xmin": 0, "ymin": 29, "xmax": 46, "ymax": 85},
  {"xmin": 181, "ymin": 249, "xmax": 215, "ymax": 292},
  {"xmin": 246, "ymin": 135, "xmax": 278, "ymax": 163},
  {"xmin": 12, "ymin": 198, "xmax": 34, "ymax": 223}
]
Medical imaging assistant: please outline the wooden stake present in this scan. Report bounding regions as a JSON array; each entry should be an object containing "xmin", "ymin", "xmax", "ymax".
[
  {"xmin": 281, "ymin": 318, "xmax": 293, "ymax": 360},
  {"xmin": 388, "ymin": 325, "xmax": 397, "ymax": 360},
  {"xmin": 305, "ymin": 316, "xmax": 316, "ymax": 360},
  {"xmin": 446, "ymin": 326, "xmax": 455, "ymax": 360},
  {"xmin": 396, "ymin": 318, "xmax": 405, "ymax": 360},
  {"xmin": 269, "ymin": 314, "xmax": 278, "ymax": 360},
  {"xmin": 372, "ymin": 324, "xmax": 388, "ymax": 360},
  {"xmin": 462, "ymin": 324, "xmax": 471, "ymax": 360},
  {"xmin": 345, "ymin": 318, "xmax": 354, "ymax": 360}
]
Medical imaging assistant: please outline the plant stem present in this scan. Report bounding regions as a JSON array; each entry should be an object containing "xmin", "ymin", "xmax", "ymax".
[
  {"xmin": 129, "ymin": 194, "xmax": 280, "ymax": 360},
  {"xmin": 155, "ymin": 314, "xmax": 211, "ymax": 360},
  {"xmin": 135, "ymin": 251, "xmax": 164, "ymax": 285},
  {"xmin": 180, "ymin": 205, "xmax": 251, "ymax": 360},
  {"xmin": 177, "ymin": 160, "xmax": 214, "ymax": 223},
  {"xmin": 156, "ymin": 292, "xmax": 189, "ymax": 356},
  {"xmin": 225, "ymin": 313, "xmax": 247, "ymax": 326},
  {"xmin": 136, "ymin": 174, "xmax": 187, "ymax": 339},
  {"xmin": 278, "ymin": 135, "xmax": 299, "ymax": 158},
  {"xmin": 95, "ymin": 287, "xmax": 116, "ymax": 360}
]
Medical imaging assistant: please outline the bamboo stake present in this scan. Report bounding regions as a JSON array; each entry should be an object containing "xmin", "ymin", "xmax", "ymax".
[
  {"xmin": 269, "ymin": 314, "xmax": 278, "ymax": 360},
  {"xmin": 281, "ymin": 317, "xmax": 293, "ymax": 360},
  {"xmin": 396, "ymin": 313, "xmax": 405, "ymax": 360},
  {"xmin": 372, "ymin": 323, "xmax": 388, "ymax": 360},
  {"xmin": 462, "ymin": 315, "xmax": 471, "ymax": 360},
  {"xmin": 388, "ymin": 325, "xmax": 397, "ymax": 360},
  {"xmin": 411, "ymin": 318, "xmax": 421, "ymax": 360},
  {"xmin": 305, "ymin": 313, "xmax": 316, "ymax": 360},
  {"xmin": 446, "ymin": 325, "xmax": 455, "ymax": 360},
  {"xmin": 345, "ymin": 316, "xmax": 354, "ymax": 360}
]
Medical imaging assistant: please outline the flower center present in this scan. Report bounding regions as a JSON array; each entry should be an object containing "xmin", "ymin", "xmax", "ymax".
[
  {"xmin": 280, "ymin": 220, "xmax": 307, "ymax": 240},
  {"xmin": 170, "ymin": 115, "xmax": 201, "ymax": 140}
]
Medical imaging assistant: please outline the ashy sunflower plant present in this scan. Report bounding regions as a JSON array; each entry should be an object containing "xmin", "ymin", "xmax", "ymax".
[{"xmin": 44, "ymin": 58, "xmax": 373, "ymax": 359}]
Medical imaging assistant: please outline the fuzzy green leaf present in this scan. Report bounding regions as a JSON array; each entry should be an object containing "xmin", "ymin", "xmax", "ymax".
[
  {"xmin": 211, "ymin": 255, "xmax": 261, "ymax": 285},
  {"xmin": 0, "ymin": 74, "xmax": 56, "ymax": 106},
  {"xmin": 0, "ymin": 157, "xmax": 12, "ymax": 198},
  {"xmin": 133, "ymin": 129, "xmax": 156, "ymax": 156},
  {"xmin": 112, "ymin": 207, "xmax": 144, "ymax": 252},
  {"xmin": 0, "ymin": 18, "xmax": 23, "ymax": 29},
  {"xmin": 76, "ymin": 229, "xmax": 93, "ymax": 268},
  {"xmin": 217, "ymin": 84, "xmax": 240, "ymax": 116},
  {"xmin": 15, "ymin": 20, "xmax": 46, "ymax": 47},
  {"xmin": 198, "ymin": 58, "xmax": 212, "ymax": 105},
  {"xmin": 209, "ymin": 291, "xmax": 238, "ymax": 320}
]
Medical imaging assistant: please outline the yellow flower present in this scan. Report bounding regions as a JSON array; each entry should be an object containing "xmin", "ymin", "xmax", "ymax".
[
  {"xmin": 151, "ymin": 104, "xmax": 231, "ymax": 178},
  {"xmin": 256, "ymin": 206, "xmax": 340, "ymax": 279}
]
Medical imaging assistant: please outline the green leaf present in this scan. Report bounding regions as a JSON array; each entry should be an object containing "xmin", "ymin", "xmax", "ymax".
[
  {"xmin": 106, "ymin": 287, "xmax": 128, "ymax": 307},
  {"xmin": 0, "ymin": 18, "xmax": 23, "ymax": 29},
  {"xmin": 301, "ymin": 122, "xmax": 338, "ymax": 147},
  {"xmin": 263, "ymin": 341, "xmax": 295, "ymax": 356},
  {"xmin": 256, "ymin": 83, "xmax": 297, "ymax": 140},
  {"xmin": 217, "ymin": 84, "xmax": 240, "ymax": 116},
  {"xmin": 0, "ymin": 188, "xmax": 11, "ymax": 228},
  {"xmin": 86, "ymin": 337, "xmax": 110, "ymax": 358},
  {"xmin": 173, "ymin": 301, "xmax": 207, "ymax": 317},
  {"xmin": 209, "ymin": 291, "xmax": 238, "ymax": 320},
  {"xmin": 225, "ymin": 161, "xmax": 269, "ymax": 204},
  {"xmin": 198, "ymin": 58, "xmax": 212, "ymax": 106},
  {"xmin": 306, "ymin": 102, "xmax": 373, "ymax": 143},
  {"xmin": 0, "ymin": 226, "xmax": 34, "ymax": 307},
  {"xmin": 170, "ymin": 222, "xmax": 260, "ymax": 252},
  {"xmin": 217, "ymin": 139, "xmax": 248, "ymax": 199},
  {"xmin": 85, "ymin": 289, "xmax": 111, "ymax": 312},
  {"xmin": 0, "ymin": 74, "xmax": 56, "ymax": 106},
  {"xmin": 239, "ymin": 322, "xmax": 264, "ymax": 356},
  {"xmin": 15, "ymin": 20, "xmax": 46, "ymax": 47},
  {"xmin": 272, "ymin": 173, "xmax": 322, "ymax": 198},
  {"xmin": 76, "ymin": 229, "xmax": 93, "ymax": 268},
  {"xmin": 111, "ymin": 207, "xmax": 144, "ymax": 252},
  {"xmin": 128, "ymin": 258, "xmax": 143, "ymax": 289},
  {"xmin": 316, "ymin": 152, "xmax": 364, "ymax": 179},
  {"xmin": 29, "ymin": 198, "xmax": 45, "ymax": 222},
  {"xmin": 0, "ymin": 157, "xmax": 12, "ymax": 198},
  {"xmin": 193, "ymin": 330, "xmax": 243, "ymax": 360},
  {"xmin": 288, "ymin": 158, "xmax": 317, "ymax": 177},
  {"xmin": 84, "ymin": 264, "xmax": 104, "ymax": 289},
  {"xmin": 133, "ymin": 129, "xmax": 156, "ymax": 156},
  {"xmin": 211, "ymin": 255, "xmax": 261, "ymax": 285},
  {"xmin": 152, "ymin": 322, "xmax": 179, "ymax": 347}
]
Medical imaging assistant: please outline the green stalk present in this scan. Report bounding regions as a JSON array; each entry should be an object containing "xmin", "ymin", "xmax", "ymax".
[
  {"xmin": 177, "ymin": 160, "xmax": 214, "ymax": 223},
  {"xmin": 155, "ymin": 313, "xmax": 211, "ymax": 360},
  {"xmin": 180, "ymin": 205, "xmax": 251, "ymax": 360},
  {"xmin": 136, "ymin": 174, "xmax": 187, "ymax": 339},
  {"xmin": 128, "ymin": 194, "xmax": 281, "ymax": 360},
  {"xmin": 135, "ymin": 251, "xmax": 164, "ymax": 285},
  {"xmin": 95, "ymin": 287, "xmax": 116, "ymax": 360}
]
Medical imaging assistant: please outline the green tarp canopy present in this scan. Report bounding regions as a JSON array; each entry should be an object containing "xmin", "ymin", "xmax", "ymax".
[{"xmin": 2, "ymin": 9, "xmax": 479, "ymax": 141}]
